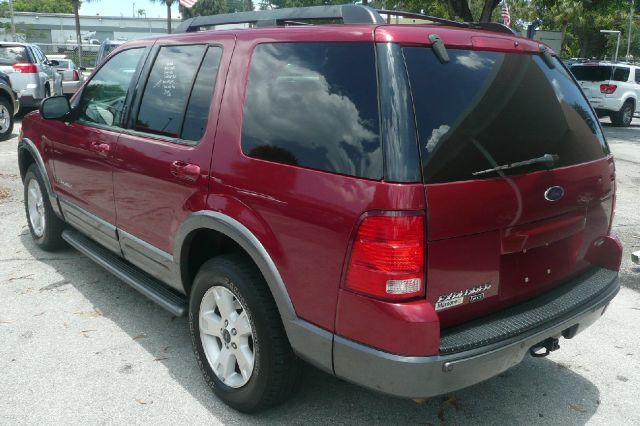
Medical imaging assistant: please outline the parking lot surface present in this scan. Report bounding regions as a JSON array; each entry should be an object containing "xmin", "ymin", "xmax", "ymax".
[{"xmin": 1, "ymin": 116, "xmax": 639, "ymax": 425}]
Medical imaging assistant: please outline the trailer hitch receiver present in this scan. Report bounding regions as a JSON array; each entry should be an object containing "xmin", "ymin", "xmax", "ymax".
[{"xmin": 529, "ymin": 337, "xmax": 560, "ymax": 358}]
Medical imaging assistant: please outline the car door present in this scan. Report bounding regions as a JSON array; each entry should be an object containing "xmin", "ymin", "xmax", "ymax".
[
  {"xmin": 49, "ymin": 46, "xmax": 148, "ymax": 253},
  {"xmin": 112, "ymin": 36, "xmax": 232, "ymax": 284},
  {"xmin": 29, "ymin": 45, "xmax": 55, "ymax": 96}
]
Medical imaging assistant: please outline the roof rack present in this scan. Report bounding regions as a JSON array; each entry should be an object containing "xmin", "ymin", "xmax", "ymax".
[
  {"xmin": 175, "ymin": 5, "xmax": 384, "ymax": 32},
  {"xmin": 175, "ymin": 4, "xmax": 516, "ymax": 36}
]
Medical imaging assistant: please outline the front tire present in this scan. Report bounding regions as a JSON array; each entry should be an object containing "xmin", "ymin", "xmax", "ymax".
[
  {"xmin": 611, "ymin": 100, "xmax": 634, "ymax": 127},
  {"xmin": 23, "ymin": 164, "xmax": 65, "ymax": 250},
  {"xmin": 189, "ymin": 254, "xmax": 299, "ymax": 413}
]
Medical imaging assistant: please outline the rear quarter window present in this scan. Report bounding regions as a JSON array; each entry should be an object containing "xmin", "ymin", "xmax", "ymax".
[
  {"xmin": 241, "ymin": 42, "xmax": 381, "ymax": 180},
  {"xmin": 404, "ymin": 48, "xmax": 608, "ymax": 183}
]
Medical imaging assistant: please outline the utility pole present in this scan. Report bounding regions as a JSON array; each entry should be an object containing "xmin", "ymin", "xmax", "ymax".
[
  {"xmin": 8, "ymin": 0, "xmax": 16, "ymax": 42},
  {"xmin": 627, "ymin": 0, "xmax": 635, "ymax": 58}
]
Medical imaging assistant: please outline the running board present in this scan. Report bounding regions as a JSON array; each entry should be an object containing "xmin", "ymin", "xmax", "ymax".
[{"xmin": 62, "ymin": 229, "xmax": 187, "ymax": 316}]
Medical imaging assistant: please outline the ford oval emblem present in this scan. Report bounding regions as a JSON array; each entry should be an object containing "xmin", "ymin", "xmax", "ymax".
[{"xmin": 544, "ymin": 186, "xmax": 565, "ymax": 202}]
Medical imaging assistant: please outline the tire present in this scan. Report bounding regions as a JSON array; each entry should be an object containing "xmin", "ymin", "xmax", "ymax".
[
  {"xmin": 611, "ymin": 100, "xmax": 634, "ymax": 127},
  {"xmin": 0, "ymin": 97, "xmax": 13, "ymax": 141},
  {"xmin": 189, "ymin": 254, "xmax": 300, "ymax": 413},
  {"xmin": 23, "ymin": 164, "xmax": 66, "ymax": 251}
]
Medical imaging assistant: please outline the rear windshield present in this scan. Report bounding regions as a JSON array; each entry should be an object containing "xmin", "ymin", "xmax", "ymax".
[
  {"xmin": 0, "ymin": 46, "xmax": 30, "ymax": 65},
  {"xmin": 403, "ymin": 48, "xmax": 608, "ymax": 184},
  {"xmin": 570, "ymin": 65, "xmax": 630, "ymax": 82}
]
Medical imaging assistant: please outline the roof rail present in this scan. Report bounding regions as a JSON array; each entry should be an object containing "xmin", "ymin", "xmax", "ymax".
[
  {"xmin": 175, "ymin": 4, "xmax": 517, "ymax": 36},
  {"xmin": 378, "ymin": 9, "xmax": 517, "ymax": 35},
  {"xmin": 175, "ymin": 4, "xmax": 384, "ymax": 32}
]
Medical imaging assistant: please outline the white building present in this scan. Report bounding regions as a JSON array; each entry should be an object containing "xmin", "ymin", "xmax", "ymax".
[{"xmin": 0, "ymin": 11, "xmax": 180, "ymax": 44}]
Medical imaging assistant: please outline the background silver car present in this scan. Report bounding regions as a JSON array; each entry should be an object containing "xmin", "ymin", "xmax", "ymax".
[
  {"xmin": 55, "ymin": 58, "xmax": 86, "ymax": 96},
  {"xmin": 0, "ymin": 43, "xmax": 62, "ymax": 108}
]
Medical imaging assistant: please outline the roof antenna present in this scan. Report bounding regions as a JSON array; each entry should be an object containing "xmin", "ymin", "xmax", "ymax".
[{"xmin": 429, "ymin": 34, "xmax": 449, "ymax": 64}]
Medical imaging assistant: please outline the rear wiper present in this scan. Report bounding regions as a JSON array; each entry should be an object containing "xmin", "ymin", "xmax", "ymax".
[{"xmin": 472, "ymin": 153, "xmax": 559, "ymax": 176}]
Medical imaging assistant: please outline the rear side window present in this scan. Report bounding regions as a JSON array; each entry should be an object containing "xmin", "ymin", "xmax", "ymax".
[
  {"xmin": 612, "ymin": 66, "xmax": 630, "ymax": 82},
  {"xmin": 136, "ymin": 44, "xmax": 207, "ymax": 138},
  {"xmin": 181, "ymin": 47, "xmax": 223, "ymax": 141},
  {"xmin": 241, "ymin": 42, "xmax": 381, "ymax": 179},
  {"xmin": 571, "ymin": 65, "xmax": 630, "ymax": 82},
  {"xmin": 404, "ymin": 48, "xmax": 608, "ymax": 183}
]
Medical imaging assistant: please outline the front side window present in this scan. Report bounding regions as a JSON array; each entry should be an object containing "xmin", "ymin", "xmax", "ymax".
[
  {"xmin": 404, "ymin": 48, "xmax": 608, "ymax": 183},
  {"xmin": 135, "ymin": 44, "xmax": 207, "ymax": 138},
  {"xmin": 78, "ymin": 47, "xmax": 145, "ymax": 128},
  {"xmin": 635, "ymin": 69, "xmax": 640, "ymax": 84},
  {"xmin": 241, "ymin": 42, "xmax": 381, "ymax": 179}
]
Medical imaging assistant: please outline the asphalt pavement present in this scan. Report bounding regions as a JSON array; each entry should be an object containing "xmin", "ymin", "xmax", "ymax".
[{"xmin": 0, "ymin": 116, "xmax": 639, "ymax": 425}]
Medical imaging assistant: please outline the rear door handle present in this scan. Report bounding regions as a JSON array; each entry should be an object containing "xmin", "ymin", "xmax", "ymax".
[
  {"xmin": 89, "ymin": 141, "xmax": 111, "ymax": 156},
  {"xmin": 170, "ymin": 161, "xmax": 200, "ymax": 182}
]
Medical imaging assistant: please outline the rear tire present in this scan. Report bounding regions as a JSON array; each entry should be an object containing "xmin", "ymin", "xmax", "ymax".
[
  {"xmin": 23, "ymin": 164, "xmax": 66, "ymax": 251},
  {"xmin": 611, "ymin": 100, "xmax": 634, "ymax": 127},
  {"xmin": 189, "ymin": 254, "xmax": 300, "ymax": 413},
  {"xmin": 0, "ymin": 97, "xmax": 13, "ymax": 141}
]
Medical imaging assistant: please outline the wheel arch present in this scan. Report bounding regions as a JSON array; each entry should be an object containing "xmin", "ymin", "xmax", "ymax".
[
  {"xmin": 174, "ymin": 211, "xmax": 297, "ymax": 322},
  {"xmin": 18, "ymin": 137, "xmax": 63, "ymax": 217}
]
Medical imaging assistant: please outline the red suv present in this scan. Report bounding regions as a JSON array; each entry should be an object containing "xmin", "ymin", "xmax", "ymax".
[{"xmin": 18, "ymin": 5, "xmax": 622, "ymax": 413}]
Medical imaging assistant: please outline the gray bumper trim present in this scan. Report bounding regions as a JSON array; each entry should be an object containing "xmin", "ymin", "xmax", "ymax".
[{"xmin": 333, "ymin": 272, "xmax": 618, "ymax": 398}]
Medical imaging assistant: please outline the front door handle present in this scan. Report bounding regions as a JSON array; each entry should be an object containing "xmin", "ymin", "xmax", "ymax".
[
  {"xmin": 89, "ymin": 141, "xmax": 111, "ymax": 156},
  {"xmin": 170, "ymin": 161, "xmax": 200, "ymax": 182}
]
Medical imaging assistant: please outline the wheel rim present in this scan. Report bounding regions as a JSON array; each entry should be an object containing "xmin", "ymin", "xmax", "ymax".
[
  {"xmin": 199, "ymin": 286, "xmax": 255, "ymax": 388},
  {"xmin": 0, "ymin": 105, "xmax": 9, "ymax": 133},
  {"xmin": 27, "ymin": 178, "xmax": 45, "ymax": 238}
]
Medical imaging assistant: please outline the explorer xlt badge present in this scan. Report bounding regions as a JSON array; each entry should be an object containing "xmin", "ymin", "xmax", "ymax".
[{"xmin": 435, "ymin": 283, "xmax": 493, "ymax": 311}]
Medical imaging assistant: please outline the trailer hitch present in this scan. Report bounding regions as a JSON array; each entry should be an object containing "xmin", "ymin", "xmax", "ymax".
[{"xmin": 529, "ymin": 337, "xmax": 560, "ymax": 358}]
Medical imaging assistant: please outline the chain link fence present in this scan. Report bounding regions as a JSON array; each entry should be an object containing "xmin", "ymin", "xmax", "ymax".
[{"xmin": 36, "ymin": 43, "xmax": 99, "ymax": 69}]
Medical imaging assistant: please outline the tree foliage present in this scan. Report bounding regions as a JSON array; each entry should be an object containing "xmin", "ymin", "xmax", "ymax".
[
  {"xmin": 180, "ymin": 0, "xmax": 254, "ymax": 19},
  {"xmin": 0, "ymin": 0, "xmax": 74, "ymax": 14}
]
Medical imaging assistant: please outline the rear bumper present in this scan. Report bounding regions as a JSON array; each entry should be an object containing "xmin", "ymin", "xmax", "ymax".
[
  {"xmin": 332, "ymin": 268, "xmax": 619, "ymax": 398},
  {"xmin": 591, "ymin": 97, "xmax": 625, "ymax": 113},
  {"xmin": 62, "ymin": 80, "xmax": 81, "ymax": 95}
]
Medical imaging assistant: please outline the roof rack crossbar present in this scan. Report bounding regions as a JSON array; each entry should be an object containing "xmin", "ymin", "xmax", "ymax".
[{"xmin": 175, "ymin": 4, "xmax": 384, "ymax": 32}]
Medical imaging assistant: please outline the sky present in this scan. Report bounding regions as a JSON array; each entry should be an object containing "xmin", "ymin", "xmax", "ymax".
[{"xmin": 80, "ymin": 0, "xmax": 181, "ymax": 19}]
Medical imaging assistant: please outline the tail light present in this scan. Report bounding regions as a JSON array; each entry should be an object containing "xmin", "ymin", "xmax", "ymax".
[
  {"xmin": 72, "ymin": 70, "xmax": 80, "ymax": 81},
  {"xmin": 600, "ymin": 84, "xmax": 617, "ymax": 94},
  {"xmin": 344, "ymin": 213, "xmax": 425, "ymax": 301},
  {"xmin": 12, "ymin": 63, "xmax": 38, "ymax": 74}
]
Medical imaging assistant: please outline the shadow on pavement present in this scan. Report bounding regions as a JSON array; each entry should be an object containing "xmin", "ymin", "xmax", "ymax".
[{"xmin": 19, "ymin": 232, "xmax": 601, "ymax": 425}]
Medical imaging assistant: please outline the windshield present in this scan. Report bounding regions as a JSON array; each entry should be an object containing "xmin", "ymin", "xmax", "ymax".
[
  {"xmin": 0, "ymin": 46, "xmax": 30, "ymax": 65},
  {"xmin": 403, "ymin": 48, "xmax": 608, "ymax": 183},
  {"xmin": 56, "ymin": 59, "xmax": 71, "ymax": 68},
  {"xmin": 570, "ymin": 65, "xmax": 630, "ymax": 82}
]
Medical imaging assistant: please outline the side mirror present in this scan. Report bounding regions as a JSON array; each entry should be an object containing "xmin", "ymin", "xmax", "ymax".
[{"xmin": 40, "ymin": 96, "xmax": 71, "ymax": 120}]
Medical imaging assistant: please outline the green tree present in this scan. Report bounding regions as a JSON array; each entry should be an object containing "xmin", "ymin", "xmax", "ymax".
[{"xmin": 0, "ymin": 0, "xmax": 74, "ymax": 14}]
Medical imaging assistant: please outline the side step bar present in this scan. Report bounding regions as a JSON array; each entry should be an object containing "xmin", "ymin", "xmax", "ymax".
[{"xmin": 62, "ymin": 229, "xmax": 187, "ymax": 316}]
